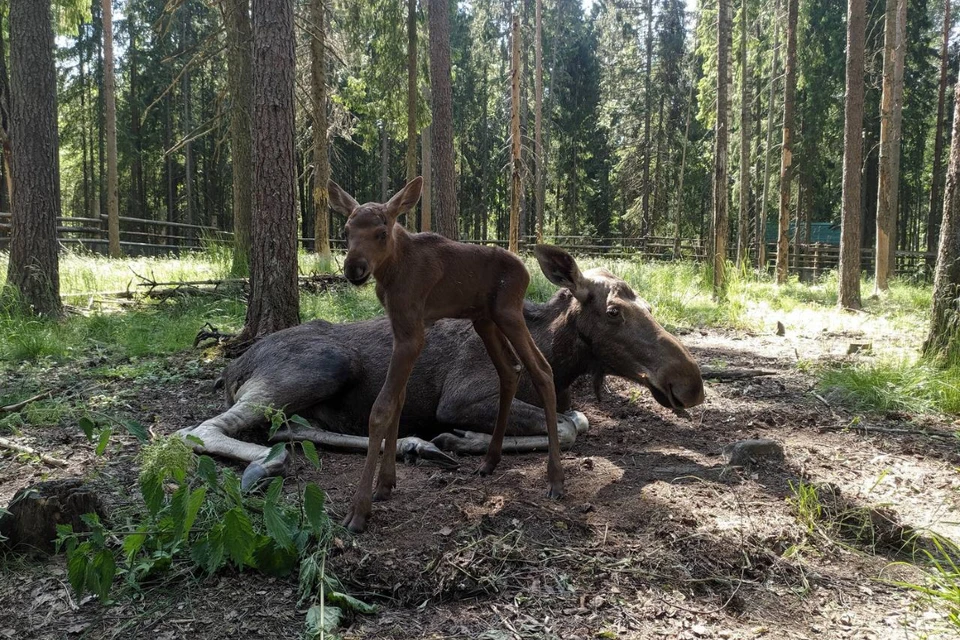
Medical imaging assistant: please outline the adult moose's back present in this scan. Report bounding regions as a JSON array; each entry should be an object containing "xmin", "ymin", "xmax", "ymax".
[{"xmin": 329, "ymin": 177, "xmax": 562, "ymax": 533}]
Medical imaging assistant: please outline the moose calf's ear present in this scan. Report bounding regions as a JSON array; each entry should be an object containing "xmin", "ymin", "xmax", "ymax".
[
  {"xmin": 534, "ymin": 245, "xmax": 589, "ymax": 301},
  {"xmin": 385, "ymin": 176, "xmax": 423, "ymax": 220},
  {"xmin": 328, "ymin": 180, "xmax": 360, "ymax": 216}
]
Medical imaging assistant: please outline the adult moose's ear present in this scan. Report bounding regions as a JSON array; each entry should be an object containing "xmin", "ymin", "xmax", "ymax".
[
  {"xmin": 534, "ymin": 245, "xmax": 589, "ymax": 302},
  {"xmin": 328, "ymin": 180, "xmax": 360, "ymax": 216},
  {"xmin": 384, "ymin": 176, "xmax": 423, "ymax": 220}
]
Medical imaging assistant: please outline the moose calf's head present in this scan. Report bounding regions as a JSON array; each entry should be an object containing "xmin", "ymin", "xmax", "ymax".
[
  {"xmin": 534, "ymin": 245, "xmax": 705, "ymax": 410},
  {"xmin": 328, "ymin": 178, "xmax": 423, "ymax": 286}
]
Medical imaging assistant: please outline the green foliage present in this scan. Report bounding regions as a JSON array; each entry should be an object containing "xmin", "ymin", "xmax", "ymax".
[
  {"xmin": 893, "ymin": 534, "xmax": 960, "ymax": 631},
  {"xmin": 818, "ymin": 358, "xmax": 960, "ymax": 415},
  {"xmin": 55, "ymin": 436, "xmax": 366, "ymax": 633}
]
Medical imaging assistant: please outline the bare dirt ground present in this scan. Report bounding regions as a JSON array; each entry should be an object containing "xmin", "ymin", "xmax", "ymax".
[{"xmin": 2, "ymin": 325, "xmax": 959, "ymax": 639}]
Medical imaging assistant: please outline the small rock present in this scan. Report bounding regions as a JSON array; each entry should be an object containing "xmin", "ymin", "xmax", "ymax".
[
  {"xmin": 776, "ymin": 321, "xmax": 786, "ymax": 336},
  {"xmin": 723, "ymin": 439, "xmax": 785, "ymax": 467}
]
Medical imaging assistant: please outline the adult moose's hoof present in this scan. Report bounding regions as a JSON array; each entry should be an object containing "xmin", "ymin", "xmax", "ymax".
[
  {"xmin": 240, "ymin": 449, "xmax": 289, "ymax": 492},
  {"xmin": 397, "ymin": 437, "xmax": 460, "ymax": 469},
  {"xmin": 562, "ymin": 410, "xmax": 589, "ymax": 435}
]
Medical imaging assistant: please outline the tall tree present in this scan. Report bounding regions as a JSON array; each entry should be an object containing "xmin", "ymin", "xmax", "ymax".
[
  {"xmin": 429, "ymin": 0, "xmax": 457, "ymax": 239},
  {"xmin": 874, "ymin": 0, "xmax": 907, "ymax": 293},
  {"xmin": 714, "ymin": 0, "xmax": 731, "ymax": 296},
  {"xmin": 5, "ymin": 0, "xmax": 62, "ymax": 316},
  {"xmin": 737, "ymin": 0, "xmax": 751, "ymax": 266},
  {"xmin": 405, "ymin": 0, "xmax": 418, "ymax": 231},
  {"xmin": 923, "ymin": 62, "xmax": 960, "ymax": 361},
  {"xmin": 534, "ymin": 0, "xmax": 544, "ymax": 243},
  {"xmin": 311, "ymin": 0, "xmax": 331, "ymax": 258},
  {"xmin": 775, "ymin": 0, "xmax": 797, "ymax": 284},
  {"xmin": 641, "ymin": 0, "xmax": 653, "ymax": 240},
  {"xmin": 237, "ymin": 0, "xmax": 300, "ymax": 345},
  {"xmin": 102, "ymin": 0, "xmax": 120, "ymax": 257},
  {"xmin": 838, "ymin": 0, "xmax": 866, "ymax": 310},
  {"xmin": 509, "ymin": 10, "xmax": 521, "ymax": 254},
  {"xmin": 223, "ymin": 0, "xmax": 255, "ymax": 272},
  {"xmin": 927, "ymin": 0, "xmax": 951, "ymax": 268},
  {"xmin": 0, "ymin": 5, "xmax": 12, "ymax": 210},
  {"xmin": 758, "ymin": 0, "xmax": 781, "ymax": 268}
]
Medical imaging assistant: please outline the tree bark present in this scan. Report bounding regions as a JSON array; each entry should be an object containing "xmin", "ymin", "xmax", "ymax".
[
  {"xmin": 927, "ymin": 0, "xmax": 951, "ymax": 268},
  {"xmin": 838, "ymin": 0, "xmax": 866, "ymax": 310},
  {"xmin": 223, "ymin": 0, "xmax": 254, "ymax": 272},
  {"xmin": 0, "ymin": 6, "xmax": 12, "ymax": 211},
  {"xmin": 737, "ymin": 0, "xmax": 751, "ymax": 267},
  {"xmin": 759, "ymin": 0, "xmax": 780, "ymax": 269},
  {"xmin": 923, "ymin": 66, "xmax": 960, "ymax": 361},
  {"xmin": 429, "ymin": 0, "xmax": 458, "ymax": 239},
  {"xmin": 641, "ymin": 0, "xmax": 653, "ymax": 242},
  {"xmin": 714, "ymin": 0, "xmax": 731, "ymax": 296},
  {"xmin": 311, "ymin": 0, "xmax": 331, "ymax": 258},
  {"xmin": 182, "ymin": 13, "xmax": 195, "ymax": 238},
  {"xmin": 509, "ymin": 11, "xmax": 522, "ymax": 254},
  {"xmin": 874, "ymin": 0, "xmax": 907, "ymax": 293},
  {"xmin": 534, "ymin": 0, "xmax": 544, "ymax": 243},
  {"xmin": 405, "ymin": 0, "xmax": 418, "ymax": 231},
  {"xmin": 102, "ymin": 0, "xmax": 120, "ymax": 257},
  {"xmin": 775, "ymin": 0, "xmax": 797, "ymax": 284},
  {"xmin": 5, "ymin": 0, "xmax": 62, "ymax": 317},
  {"xmin": 237, "ymin": 0, "xmax": 300, "ymax": 345}
]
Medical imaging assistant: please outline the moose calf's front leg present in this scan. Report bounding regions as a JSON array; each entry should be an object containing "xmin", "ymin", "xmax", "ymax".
[{"xmin": 343, "ymin": 333, "xmax": 423, "ymax": 533}]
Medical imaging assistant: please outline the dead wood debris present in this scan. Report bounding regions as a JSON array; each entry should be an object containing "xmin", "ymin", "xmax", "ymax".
[
  {"xmin": 0, "ymin": 437, "xmax": 68, "ymax": 468},
  {"xmin": 0, "ymin": 390, "xmax": 53, "ymax": 414},
  {"xmin": 700, "ymin": 367, "xmax": 777, "ymax": 382}
]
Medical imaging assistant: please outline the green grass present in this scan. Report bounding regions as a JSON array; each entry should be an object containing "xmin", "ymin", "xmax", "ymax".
[{"xmin": 1, "ymin": 249, "xmax": 954, "ymax": 417}]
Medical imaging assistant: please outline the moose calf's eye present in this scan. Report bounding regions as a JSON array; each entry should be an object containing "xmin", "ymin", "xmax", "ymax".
[
  {"xmin": 376, "ymin": 230, "xmax": 387, "ymax": 241},
  {"xmin": 606, "ymin": 306, "xmax": 620, "ymax": 319}
]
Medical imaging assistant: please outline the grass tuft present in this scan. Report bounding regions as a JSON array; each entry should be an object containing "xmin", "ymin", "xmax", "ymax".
[{"xmin": 818, "ymin": 358, "xmax": 960, "ymax": 415}]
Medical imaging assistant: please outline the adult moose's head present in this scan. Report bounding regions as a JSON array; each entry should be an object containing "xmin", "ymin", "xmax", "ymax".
[
  {"xmin": 328, "ymin": 177, "xmax": 423, "ymax": 286},
  {"xmin": 534, "ymin": 245, "xmax": 705, "ymax": 410}
]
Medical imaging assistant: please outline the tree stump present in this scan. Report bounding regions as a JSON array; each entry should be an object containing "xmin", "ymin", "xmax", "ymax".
[{"xmin": 0, "ymin": 479, "xmax": 104, "ymax": 554}]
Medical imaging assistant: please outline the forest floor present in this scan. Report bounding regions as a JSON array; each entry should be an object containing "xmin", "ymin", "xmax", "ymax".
[
  {"xmin": 2, "ymin": 310, "xmax": 959, "ymax": 639},
  {"xmin": 1, "ymin": 253, "xmax": 958, "ymax": 639}
]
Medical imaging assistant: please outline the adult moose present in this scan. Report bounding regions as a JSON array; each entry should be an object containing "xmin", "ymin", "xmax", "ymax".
[
  {"xmin": 328, "ymin": 177, "xmax": 561, "ymax": 532},
  {"xmin": 177, "ymin": 247, "xmax": 705, "ymax": 515}
]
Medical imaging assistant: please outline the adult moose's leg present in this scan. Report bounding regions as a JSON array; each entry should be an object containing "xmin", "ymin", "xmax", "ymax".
[
  {"xmin": 492, "ymin": 309, "xmax": 564, "ymax": 499},
  {"xmin": 343, "ymin": 329, "xmax": 424, "ymax": 533},
  {"xmin": 471, "ymin": 318, "xmax": 522, "ymax": 475}
]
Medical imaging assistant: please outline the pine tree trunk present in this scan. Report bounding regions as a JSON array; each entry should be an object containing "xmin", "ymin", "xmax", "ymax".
[
  {"xmin": 127, "ymin": 13, "xmax": 146, "ymax": 222},
  {"xmin": 237, "ymin": 0, "xmax": 300, "ymax": 345},
  {"xmin": 182, "ymin": 14, "xmax": 195, "ymax": 239},
  {"xmin": 5, "ymin": 0, "xmax": 62, "ymax": 317},
  {"xmin": 102, "ymin": 0, "xmax": 120, "ymax": 257},
  {"xmin": 676, "ymin": 27, "xmax": 698, "ymax": 255},
  {"xmin": 759, "ymin": 0, "xmax": 780, "ymax": 268},
  {"xmin": 223, "ymin": 0, "xmax": 254, "ymax": 272},
  {"xmin": 0, "ymin": 6, "xmax": 12, "ymax": 212},
  {"xmin": 78, "ymin": 21, "xmax": 90, "ymax": 219},
  {"xmin": 874, "ymin": 0, "xmax": 907, "ymax": 293},
  {"xmin": 923, "ymin": 67, "xmax": 960, "ymax": 361},
  {"xmin": 775, "ymin": 0, "xmax": 797, "ymax": 284},
  {"xmin": 429, "ymin": 0, "xmax": 458, "ymax": 239},
  {"xmin": 838, "ymin": 0, "xmax": 866, "ymax": 310},
  {"xmin": 641, "ymin": 0, "xmax": 653, "ymax": 242},
  {"xmin": 737, "ymin": 0, "xmax": 751, "ymax": 267},
  {"xmin": 310, "ymin": 0, "xmax": 331, "ymax": 258},
  {"xmin": 534, "ymin": 0, "xmax": 544, "ymax": 243},
  {"xmin": 509, "ymin": 11, "xmax": 522, "ymax": 254},
  {"xmin": 714, "ymin": 0, "xmax": 731, "ymax": 296},
  {"xmin": 380, "ymin": 125, "xmax": 390, "ymax": 201},
  {"xmin": 927, "ymin": 0, "xmax": 951, "ymax": 268},
  {"xmin": 422, "ymin": 121, "xmax": 432, "ymax": 231},
  {"xmin": 405, "ymin": 0, "xmax": 418, "ymax": 231}
]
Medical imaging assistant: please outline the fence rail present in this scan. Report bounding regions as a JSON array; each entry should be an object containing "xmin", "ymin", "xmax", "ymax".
[{"xmin": 0, "ymin": 212, "xmax": 935, "ymax": 277}]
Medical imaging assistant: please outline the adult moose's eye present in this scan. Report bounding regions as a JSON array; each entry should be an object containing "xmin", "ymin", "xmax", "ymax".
[
  {"xmin": 376, "ymin": 229, "xmax": 387, "ymax": 241},
  {"xmin": 606, "ymin": 306, "xmax": 621, "ymax": 319}
]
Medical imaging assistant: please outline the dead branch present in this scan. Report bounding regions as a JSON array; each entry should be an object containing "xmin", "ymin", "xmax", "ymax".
[
  {"xmin": 700, "ymin": 367, "xmax": 777, "ymax": 382},
  {"xmin": 0, "ymin": 437, "xmax": 68, "ymax": 467},
  {"xmin": 1, "ymin": 390, "xmax": 53, "ymax": 414},
  {"xmin": 818, "ymin": 424, "xmax": 956, "ymax": 439}
]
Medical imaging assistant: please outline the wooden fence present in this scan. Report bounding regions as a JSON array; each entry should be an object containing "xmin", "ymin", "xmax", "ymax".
[{"xmin": 0, "ymin": 212, "xmax": 935, "ymax": 277}]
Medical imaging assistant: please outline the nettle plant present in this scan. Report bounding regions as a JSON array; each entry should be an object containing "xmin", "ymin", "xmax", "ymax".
[{"xmin": 57, "ymin": 410, "xmax": 373, "ymax": 636}]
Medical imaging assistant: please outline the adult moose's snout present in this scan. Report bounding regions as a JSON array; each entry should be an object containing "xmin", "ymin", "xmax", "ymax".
[
  {"xmin": 667, "ymin": 375, "xmax": 705, "ymax": 408},
  {"xmin": 344, "ymin": 258, "xmax": 371, "ymax": 286}
]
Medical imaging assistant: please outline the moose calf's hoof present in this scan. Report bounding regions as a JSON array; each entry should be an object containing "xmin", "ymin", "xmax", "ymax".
[
  {"xmin": 372, "ymin": 484, "xmax": 394, "ymax": 503},
  {"xmin": 477, "ymin": 456, "xmax": 499, "ymax": 476},
  {"xmin": 546, "ymin": 483, "xmax": 564, "ymax": 500},
  {"xmin": 342, "ymin": 507, "xmax": 370, "ymax": 534}
]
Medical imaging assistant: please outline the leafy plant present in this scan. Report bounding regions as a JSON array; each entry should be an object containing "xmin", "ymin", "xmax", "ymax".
[{"xmin": 56, "ymin": 434, "xmax": 370, "ymax": 634}]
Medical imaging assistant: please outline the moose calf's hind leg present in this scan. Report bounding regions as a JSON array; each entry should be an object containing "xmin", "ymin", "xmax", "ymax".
[
  {"xmin": 471, "ymin": 319, "xmax": 522, "ymax": 477},
  {"xmin": 494, "ymin": 313, "xmax": 564, "ymax": 499}
]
